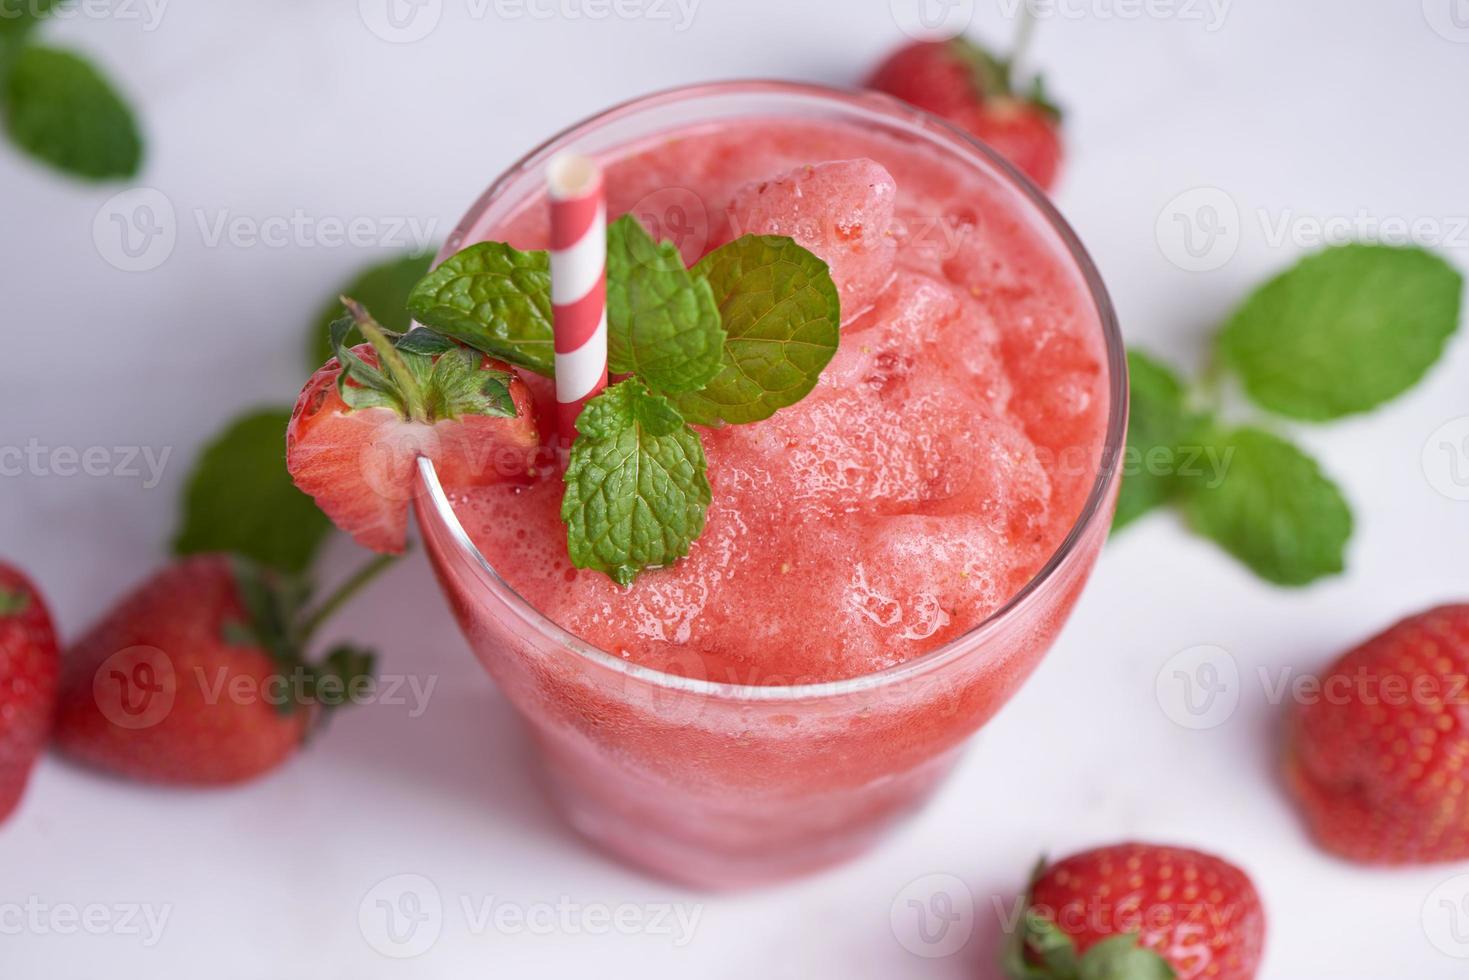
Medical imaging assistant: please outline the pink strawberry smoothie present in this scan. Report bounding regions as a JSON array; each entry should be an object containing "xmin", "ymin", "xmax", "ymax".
[{"xmin": 449, "ymin": 118, "xmax": 1108, "ymax": 686}]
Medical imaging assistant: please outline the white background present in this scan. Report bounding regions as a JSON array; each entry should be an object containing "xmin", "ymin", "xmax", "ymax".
[{"xmin": 3, "ymin": 0, "xmax": 1469, "ymax": 976}]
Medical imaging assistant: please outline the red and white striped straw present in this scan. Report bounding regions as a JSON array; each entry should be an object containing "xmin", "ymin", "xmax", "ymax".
[{"xmin": 547, "ymin": 152, "xmax": 609, "ymax": 446}]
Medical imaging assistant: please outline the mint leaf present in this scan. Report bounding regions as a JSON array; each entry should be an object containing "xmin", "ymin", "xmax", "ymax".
[
  {"xmin": 1075, "ymin": 935, "xmax": 1176, "ymax": 980},
  {"xmin": 561, "ymin": 379, "xmax": 711, "ymax": 586},
  {"xmin": 606, "ymin": 214, "xmax": 725, "ymax": 393},
  {"xmin": 406, "ymin": 242, "xmax": 554, "ymax": 376},
  {"xmin": 672, "ymin": 235, "xmax": 840, "ymax": 425},
  {"xmin": 174, "ymin": 409, "xmax": 334, "ymax": 574},
  {"xmin": 1181, "ymin": 426, "xmax": 1351, "ymax": 586},
  {"xmin": 1218, "ymin": 244, "xmax": 1463, "ymax": 420},
  {"xmin": 1114, "ymin": 349, "xmax": 1209, "ymax": 530},
  {"xmin": 310, "ymin": 251, "xmax": 435, "ymax": 367},
  {"xmin": 4, "ymin": 46, "xmax": 141, "ymax": 180},
  {"xmin": 0, "ymin": 0, "xmax": 54, "ymax": 75}
]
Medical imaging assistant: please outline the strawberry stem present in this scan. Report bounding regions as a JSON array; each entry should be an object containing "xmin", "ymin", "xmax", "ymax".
[
  {"xmin": 343, "ymin": 296, "xmax": 430, "ymax": 423},
  {"xmin": 298, "ymin": 551, "xmax": 400, "ymax": 642},
  {"xmin": 1010, "ymin": 2, "xmax": 1037, "ymax": 78}
]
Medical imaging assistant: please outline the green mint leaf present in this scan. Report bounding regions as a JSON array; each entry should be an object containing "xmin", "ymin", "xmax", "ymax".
[
  {"xmin": 561, "ymin": 379, "xmax": 711, "ymax": 586},
  {"xmin": 1114, "ymin": 349, "xmax": 1210, "ymax": 531},
  {"xmin": 1218, "ymin": 243, "xmax": 1463, "ymax": 421},
  {"xmin": 406, "ymin": 241, "xmax": 554, "ymax": 376},
  {"xmin": 4, "ymin": 46, "xmax": 141, "ymax": 180},
  {"xmin": 672, "ymin": 235, "xmax": 840, "ymax": 426},
  {"xmin": 606, "ymin": 214, "xmax": 726, "ymax": 394},
  {"xmin": 310, "ymin": 251, "xmax": 435, "ymax": 368},
  {"xmin": 1075, "ymin": 934, "xmax": 1176, "ymax": 980},
  {"xmin": 1181, "ymin": 426, "xmax": 1352, "ymax": 586},
  {"xmin": 0, "ymin": 0, "xmax": 54, "ymax": 76},
  {"xmin": 173, "ymin": 409, "xmax": 334, "ymax": 574}
]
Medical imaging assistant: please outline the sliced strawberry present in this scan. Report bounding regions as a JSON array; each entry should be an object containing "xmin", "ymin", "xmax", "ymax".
[
  {"xmin": 0, "ymin": 563, "xmax": 59, "ymax": 822},
  {"xmin": 718, "ymin": 159, "xmax": 897, "ymax": 318},
  {"xmin": 287, "ymin": 299, "xmax": 539, "ymax": 554},
  {"xmin": 55, "ymin": 554, "xmax": 384, "ymax": 785},
  {"xmin": 867, "ymin": 38, "xmax": 1064, "ymax": 191}
]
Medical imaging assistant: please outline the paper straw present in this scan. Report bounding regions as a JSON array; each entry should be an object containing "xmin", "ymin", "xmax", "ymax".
[{"xmin": 547, "ymin": 152, "xmax": 609, "ymax": 446}]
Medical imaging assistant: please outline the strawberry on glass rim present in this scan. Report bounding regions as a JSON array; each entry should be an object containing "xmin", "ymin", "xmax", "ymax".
[
  {"xmin": 867, "ymin": 29, "xmax": 1063, "ymax": 191},
  {"xmin": 287, "ymin": 298, "xmax": 539, "ymax": 554}
]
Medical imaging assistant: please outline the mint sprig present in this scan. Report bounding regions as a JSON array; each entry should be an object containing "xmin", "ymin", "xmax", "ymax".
[
  {"xmin": 1117, "ymin": 243, "xmax": 1459, "ymax": 586},
  {"xmin": 673, "ymin": 234, "xmax": 841, "ymax": 426},
  {"xmin": 1218, "ymin": 243, "xmax": 1462, "ymax": 420},
  {"xmin": 606, "ymin": 214, "xmax": 725, "ymax": 393},
  {"xmin": 406, "ymin": 242, "xmax": 556, "ymax": 376},
  {"xmin": 407, "ymin": 219, "xmax": 840, "ymax": 584},
  {"xmin": 560, "ymin": 379, "xmax": 711, "ymax": 586}
]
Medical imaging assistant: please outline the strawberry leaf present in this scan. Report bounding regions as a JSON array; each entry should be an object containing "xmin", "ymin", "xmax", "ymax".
[
  {"xmin": 606, "ymin": 214, "xmax": 726, "ymax": 394},
  {"xmin": 1075, "ymin": 935, "xmax": 1176, "ymax": 980},
  {"xmin": 406, "ymin": 242, "xmax": 555, "ymax": 376},
  {"xmin": 672, "ymin": 235, "xmax": 840, "ymax": 426},
  {"xmin": 561, "ymin": 379, "xmax": 711, "ymax": 586},
  {"xmin": 3, "ymin": 45, "xmax": 141, "ymax": 180}
]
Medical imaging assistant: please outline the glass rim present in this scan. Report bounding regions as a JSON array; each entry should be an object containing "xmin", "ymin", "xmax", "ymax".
[{"xmin": 417, "ymin": 79, "xmax": 1128, "ymax": 703}]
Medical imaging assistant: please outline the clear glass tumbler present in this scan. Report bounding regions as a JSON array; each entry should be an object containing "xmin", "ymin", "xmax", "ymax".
[{"xmin": 413, "ymin": 81, "xmax": 1126, "ymax": 889}]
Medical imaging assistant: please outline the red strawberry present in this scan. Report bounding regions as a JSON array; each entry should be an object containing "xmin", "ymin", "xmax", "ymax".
[
  {"xmin": 0, "ymin": 563, "xmax": 59, "ymax": 822},
  {"xmin": 867, "ymin": 38, "xmax": 1063, "ymax": 191},
  {"xmin": 1286, "ymin": 603, "xmax": 1469, "ymax": 864},
  {"xmin": 288, "ymin": 298, "xmax": 540, "ymax": 554},
  {"xmin": 54, "ymin": 554, "xmax": 383, "ymax": 785},
  {"xmin": 1004, "ymin": 843, "xmax": 1265, "ymax": 980}
]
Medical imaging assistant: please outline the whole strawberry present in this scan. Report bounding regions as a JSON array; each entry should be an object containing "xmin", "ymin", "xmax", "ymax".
[
  {"xmin": 55, "ymin": 554, "xmax": 381, "ymax": 784},
  {"xmin": 1004, "ymin": 843, "xmax": 1265, "ymax": 980},
  {"xmin": 288, "ymin": 298, "xmax": 539, "ymax": 554},
  {"xmin": 1286, "ymin": 603, "xmax": 1469, "ymax": 863},
  {"xmin": 0, "ymin": 562, "xmax": 59, "ymax": 822},
  {"xmin": 867, "ymin": 37, "xmax": 1063, "ymax": 191}
]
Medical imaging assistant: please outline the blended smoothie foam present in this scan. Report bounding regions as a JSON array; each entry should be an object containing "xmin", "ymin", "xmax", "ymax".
[{"xmin": 449, "ymin": 117, "xmax": 1108, "ymax": 685}]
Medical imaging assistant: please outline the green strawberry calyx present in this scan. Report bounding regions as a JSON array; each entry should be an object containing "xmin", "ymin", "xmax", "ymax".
[
  {"xmin": 949, "ymin": 36, "xmax": 1063, "ymax": 121},
  {"xmin": 1001, "ymin": 861, "xmax": 1177, "ymax": 980},
  {"xmin": 221, "ymin": 553, "xmax": 397, "ymax": 727},
  {"xmin": 0, "ymin": 587, "xmax": 31, "ymax": 616},
  {"xmin": 331, "ymin": 296, "xmax": 519, "ymax": 426}
]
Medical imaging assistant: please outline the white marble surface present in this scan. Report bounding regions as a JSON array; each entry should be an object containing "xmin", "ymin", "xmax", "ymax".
[{"xmin": 3, "ymin": 1, "xmax": 1469, "ymax": 976}]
